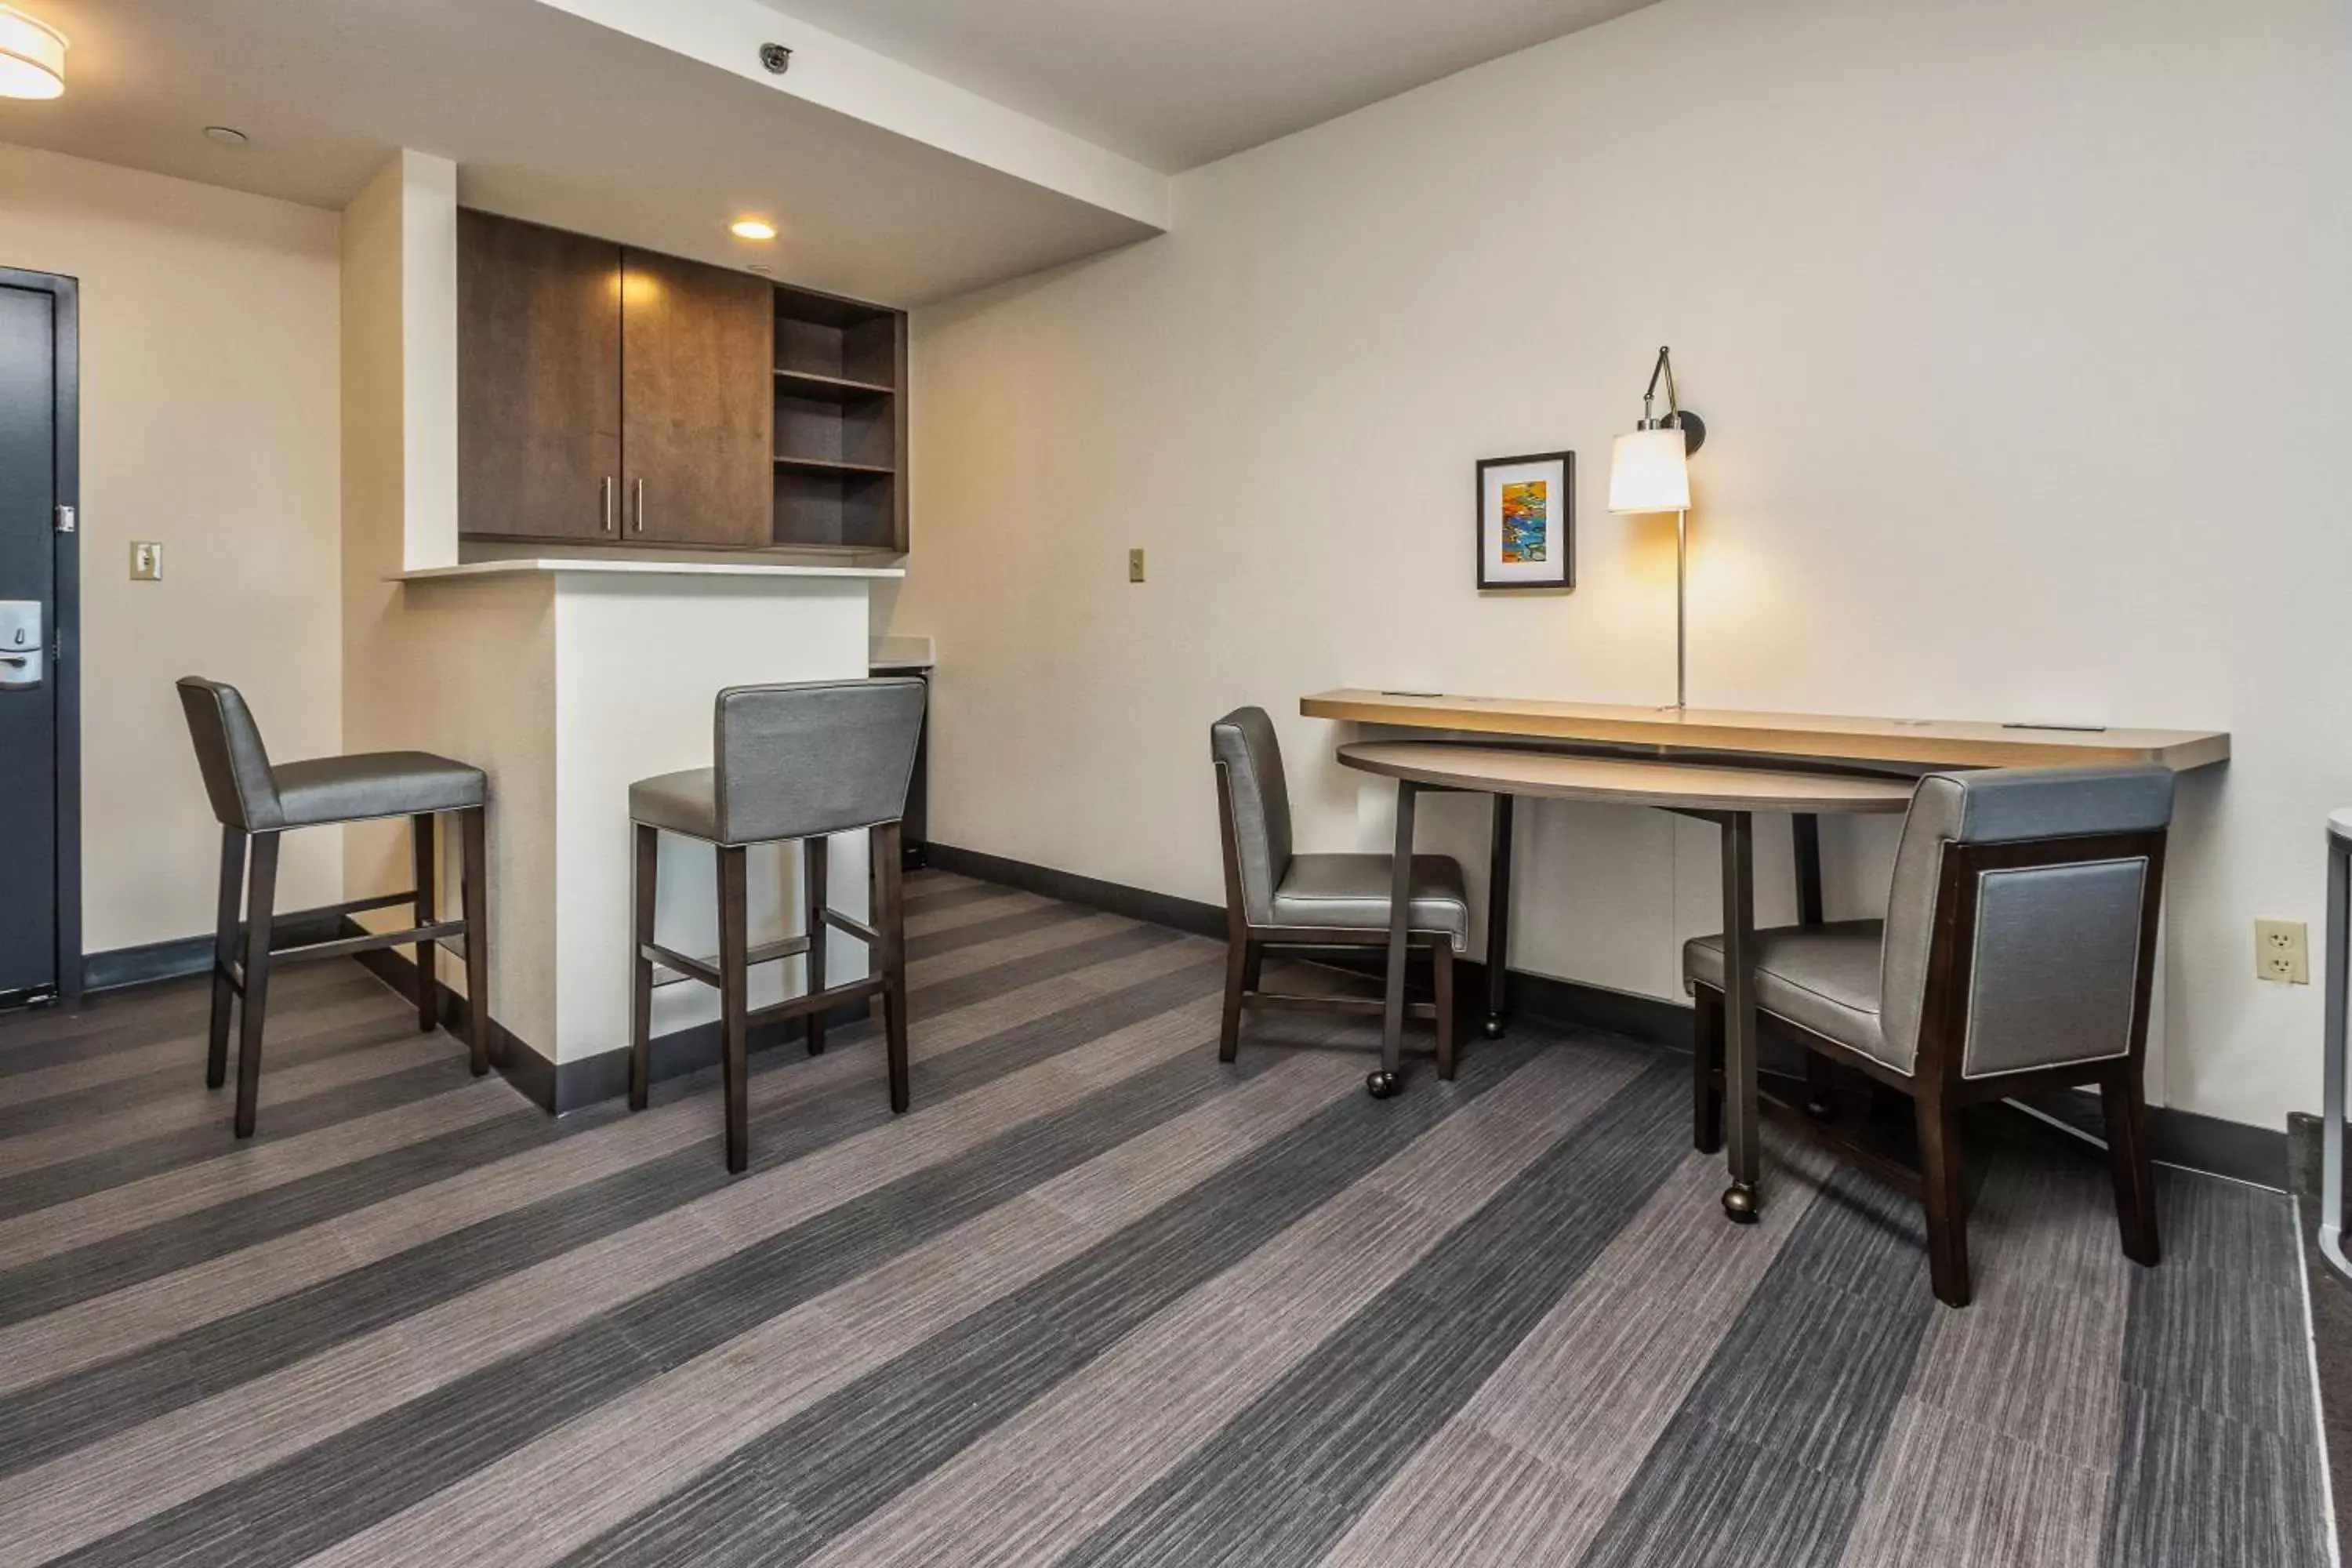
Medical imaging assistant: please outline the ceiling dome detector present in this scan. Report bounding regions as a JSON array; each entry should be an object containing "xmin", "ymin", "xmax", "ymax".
[{"xmin": 0, "ymin": 4, "xmax": 67, "ymax": 100}]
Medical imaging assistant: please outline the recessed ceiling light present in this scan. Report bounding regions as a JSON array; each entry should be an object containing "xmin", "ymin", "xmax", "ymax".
[
  {"xmin": 729, "ymin": 219, "xmax": 777, "ymax": 241},
  {"xmin": 0, "ymin": 5, "xmax": 68, "ymax": 100},
  {"xmin": 203, "ymin": 125, "xmax": 250, "ymax": 147}
]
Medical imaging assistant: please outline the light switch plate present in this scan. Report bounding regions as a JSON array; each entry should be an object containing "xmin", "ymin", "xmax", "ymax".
[
  {"xmin": 2256, "ymin": 918, "xmax": 2308, "ymax": 984},
  {"xmin": 130, "ymin": 541, "xmax": 164, "ymax": 581},
  {"xmin": 1128, "ymin": 548, "xmax": 1145, "ymax": 583}
]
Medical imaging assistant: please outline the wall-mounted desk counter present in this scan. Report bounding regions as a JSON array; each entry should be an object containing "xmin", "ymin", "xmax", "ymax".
[
  {"xmin": 1304, "ymin": 691, "xmax": 2230, "ymax": 1224},
  {"xmin": 1301, "ymin": 688, "xmax": 2231, "ymax": 771}
]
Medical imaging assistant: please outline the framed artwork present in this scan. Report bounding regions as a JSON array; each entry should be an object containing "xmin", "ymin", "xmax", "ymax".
[{"xmin": 1475, "ymin": 451, "xmax": 1574, "ymax": 591}]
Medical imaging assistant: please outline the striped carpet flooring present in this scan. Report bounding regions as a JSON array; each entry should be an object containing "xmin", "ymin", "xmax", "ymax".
[{"xmin": 0, "ymin": 869, "xmax": 2330, "ymax": 1566}]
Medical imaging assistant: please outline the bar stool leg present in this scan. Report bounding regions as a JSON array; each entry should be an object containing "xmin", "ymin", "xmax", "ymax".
[
  {"xmin": 234, "ymin": 833, "xmax": 281, "ymax": 1139},
  {"xmin": 411, "ymin": 812, "xmax": 440, "ymax": 1034},
  {"xmin": 207, "ymin": 826, "xmax": 246, "ymax": 1090},
  {"xmin": 804, "ymin": 837, "xmax": 829, "ymax": 1056},
  {"xmin": 877, "ymin": 820, "xmax": 910, "ymax": 1114},
  {"xmin": 718, "ymin": 844, "xmax": 752, "ymax": 1173},
  {"xmin": 630, "ymin": 824, "xmax": 658, "ymax": 1111},
  {"xmin": 459, "ymin": 807, "xmax": 492, "ymax": 1077}
]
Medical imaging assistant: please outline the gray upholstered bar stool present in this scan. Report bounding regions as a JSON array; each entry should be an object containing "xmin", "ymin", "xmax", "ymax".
[
  {"xmin": 176, "ymin": 677, "xmax": 490, "ymax": 1139},
  {"xmin": 1685, "ymin": 764, "xmax": 2174, "ymax": 1307},
  {"xmin": 627, "ymin": 677, "xmax": 927, "ymax": 1174},
  {"xmin": 1210, "ymin": 706, "xmax": 1467, "ymax": 1095}
]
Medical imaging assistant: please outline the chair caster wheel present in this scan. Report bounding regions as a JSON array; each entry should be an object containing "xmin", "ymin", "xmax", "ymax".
[
  {"xmin": 1366, "ymin": 1069, "xmax": 1401, "ymax": 1099},
  {"xmin": 1805, "ymin": 1094, "xmax": 1834, "ymax": 1120},
  {"xmin": 1721, "ymin": 1182, "xmax": 1760, "ymax": 1224},
  {"xmin": 1482, "ymin": 1015, "xmax": 1506, "ymax": 1040}
]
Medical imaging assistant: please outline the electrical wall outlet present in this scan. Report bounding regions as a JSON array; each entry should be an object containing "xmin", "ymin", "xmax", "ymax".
[
  {"xmin": 129, "ymin": 541, "xmax": 164, "ymax": 581},
  {"xmin": 1128, "ymin": 547, "xmax": 1145, "ymax": 583},
  {"xmin": 2256, "ymin": 918, "xmax": 2309, "ymax": 984}
]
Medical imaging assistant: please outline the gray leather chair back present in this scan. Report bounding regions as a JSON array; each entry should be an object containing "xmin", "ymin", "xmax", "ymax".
[
  {"xmin": 714, "ymin": 678, "xmax": 927, "ymax": 845},
  {"xmin": 177, "ymin": 677, "xmax": 281, "ymax": 833},
  {"xmin": 1210, "ymin": 707, "xmax": 1294, "ymax": 924},
  {"xmin": 1879, "ymin": 764, "xmax": 2175, "ymax": 1077}
]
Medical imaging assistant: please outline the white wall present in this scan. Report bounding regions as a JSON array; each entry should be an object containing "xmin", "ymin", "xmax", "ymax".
[
  {"xmin": 886, "ymin": 0, "xmax": 2352, "ymax": 1132},
  {"xmin": 0, "ymin": 141, "xmax": 344, "ymax": 953}
]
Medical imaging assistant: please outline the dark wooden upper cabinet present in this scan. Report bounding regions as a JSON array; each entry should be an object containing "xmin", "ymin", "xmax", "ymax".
[
  {"xmin": 619, "ymin": 248, "xmax": 774, "ymax": 548},
  {"xmin": 457, "ymin": 211, "xmax": 622, "ymax": 542},
  {"xmin": 458, "ymin": 209, "xmax": 906, "ymax": 554}
]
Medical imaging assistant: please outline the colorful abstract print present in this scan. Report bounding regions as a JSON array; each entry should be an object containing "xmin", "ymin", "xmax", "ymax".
[{"xmin": 1501, "ymin": 480, "xmax": 1548, "ymax": 564}]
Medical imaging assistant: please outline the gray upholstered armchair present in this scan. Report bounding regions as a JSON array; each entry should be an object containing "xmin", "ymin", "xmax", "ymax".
[
  {"xmin": 1210, "ymin": 707, "xmax": 1469, "ymax": 1087},
  {"xmin": 1685, "ymin": 764, "xmax": 2174, "ymax": 1307}
]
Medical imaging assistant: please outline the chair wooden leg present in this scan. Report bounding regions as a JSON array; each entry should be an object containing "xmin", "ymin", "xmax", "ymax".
[
  {"xmin": 630, "ymin": 824, "xmax": 657, "ymax": 1112},
  {"xmin": 234, "ymin": 833, "xmax": 281, "ymax": 1140},
  {"xmin": 1433, "ymin": 940, "xmax": 1457, "ymax": 1081},
  {"xmin": 459, "ymin": 807, "xmax": 492, "ymax": 1077},
  {"xmin": 718, "ymin": 844, "xmax": 751, "ymax": 1174},
  {"xmin": 411, "ymin": 812, "xmax": 440, "ymax": 1034},
  {"xmin": 207, "ymin": 826, "xmax": 245, "ymax": 1090},
  {"xmin": 804, "ymin": 837, "xmax": 829, "ymax": 1057},
  {"xmin": 1916, "ymin": 1091, "xmax": 1972, "ymax": 1307},
  {"xmin": 1218, "ymin": 931, "xmax": 1251, "ymax": 1064},
  {"xmin": 878, "ymin": 820, "xmax": 911, "ymax": 1115},
  {"xmin": 2101, "ymin": 1065, "xmax": 2161, "ymax": 1268},
  {"xmin": 1693, "ymin": 984, "xmax": 1724, "ymax": 1153}
]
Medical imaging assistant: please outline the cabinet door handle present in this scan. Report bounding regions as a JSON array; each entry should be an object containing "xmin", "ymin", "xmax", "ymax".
[
  {"xmin": 601, "ymin": 476, "xmax": 616, "ymax": 534},
  {"xmin": 633, "ymin": 477, "xmax": 646, "ymax": 535}
]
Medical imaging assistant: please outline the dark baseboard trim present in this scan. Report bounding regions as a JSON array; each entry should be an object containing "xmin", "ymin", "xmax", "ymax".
[
  {"xmin": 2015, "ymin": 1087, "xmax": 2290, "ymax": 1192},
  {"xmin": 82, "ymin": 906, "xmax": 354, "ymax": 996},
  {"xmin": 927, "ymin": 843, "xmax": 1225, "ymax": 940},
  {"xmin": 352, "ymin": 938, "xmax": 869, "ymax": 1116},
  {"xmin": 935, "ymin": 844, "xmax": 2289, "ymax": 1191}
]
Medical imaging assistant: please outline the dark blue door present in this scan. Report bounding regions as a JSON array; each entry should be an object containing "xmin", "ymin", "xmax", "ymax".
[{"xmin": 0, "ymin": 281, "xmax": 60, "ymax": 1001}]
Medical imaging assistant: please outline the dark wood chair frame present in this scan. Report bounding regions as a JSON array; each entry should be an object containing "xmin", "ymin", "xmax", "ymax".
[
  {"xmin": 630, "ymin": 820, "xmax": 910, "ymax": 1174},
  {"xmin": 1691, "ymin": 827, "xmax": 2166, "ymax": 1307},
  {"xmin": 1214, "ymin": 761, "xmax": 1457, "ymax": 1077},
  {"xmin": 208, "ymin": 808, "xmax": 490, "ymax": 1139}
]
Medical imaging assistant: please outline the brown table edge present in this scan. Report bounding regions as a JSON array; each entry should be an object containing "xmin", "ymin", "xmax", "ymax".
[{"xmin": 1301, "ymin": 691, "xmax": 2231, "ymax": 772}]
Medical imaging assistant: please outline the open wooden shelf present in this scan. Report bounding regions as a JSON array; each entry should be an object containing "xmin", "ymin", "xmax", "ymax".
[
  {"xmin": 774, "ymin": 368, "xmax": 895, "ymax": 401},
  {"xmin": 774, "ymin": 455, "xmax": 895, "ymax": 477},
  {"xmin": 771, "ymin": 281, "xmax": 906, "ymax": 553}
]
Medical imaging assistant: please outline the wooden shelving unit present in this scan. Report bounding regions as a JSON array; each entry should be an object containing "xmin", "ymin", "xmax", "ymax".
[{"xmin": 772, "ymin": 284, "xmax": 908, "ymax": 553}]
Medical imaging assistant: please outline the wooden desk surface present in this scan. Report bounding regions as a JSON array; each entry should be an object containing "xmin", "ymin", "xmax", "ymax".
[
  {"xmin": 1303, "ymin": 688, "xmax": 2230, "ymax": 771},
  {"xmin": 1339, "ymin": 742, "xmax": 1918, "ymax": 815}
]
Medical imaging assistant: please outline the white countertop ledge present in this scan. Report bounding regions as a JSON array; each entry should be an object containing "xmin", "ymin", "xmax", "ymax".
[{"xmin": 392, "ymin": 558, "xmax": 905, "ymax": 583}]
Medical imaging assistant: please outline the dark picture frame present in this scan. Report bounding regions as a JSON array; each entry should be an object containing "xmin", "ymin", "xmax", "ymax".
[{"xmin": 1475, "ymin": 450, "xmax": 1573, "ymax": 591}]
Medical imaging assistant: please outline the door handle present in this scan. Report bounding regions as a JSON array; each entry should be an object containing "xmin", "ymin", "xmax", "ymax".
[
  {"xmin": 633, "ymin": 477, "xmax": 646, "ymax": 535},
  {"xmin": 601, "ymin": 476, "xmax": 616, "ymax": 534},
  {"xmin": 0, "ymin": 655, "xmax": 26, "ymax": 667}
]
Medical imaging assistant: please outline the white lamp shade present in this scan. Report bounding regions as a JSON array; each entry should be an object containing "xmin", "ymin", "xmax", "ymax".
[
  {"xmin": 0, "ymin": 5, "xmax": 66, "ymax": 100},
  {"xmin": 1607, "ymin": 427, "xmax": 1690, "ymax": 514}
]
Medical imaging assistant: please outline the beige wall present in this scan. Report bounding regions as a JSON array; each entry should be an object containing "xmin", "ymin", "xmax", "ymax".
[
  {"xmin": 887, "ymin": 0, "xmax": 2352, "ymax": 1132},
  {"xmin": 340, "ymin": 151, "xmax": 564, "ymax": 1049},
  {"xmin": 0, "ymin": 142, "xmax": 343, "ymax": 953}
]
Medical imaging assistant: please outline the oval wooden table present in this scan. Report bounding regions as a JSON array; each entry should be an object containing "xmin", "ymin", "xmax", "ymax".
[{"xmin": 1338, "ymin": 741, "xmax": 1916, "ymax": 1223}]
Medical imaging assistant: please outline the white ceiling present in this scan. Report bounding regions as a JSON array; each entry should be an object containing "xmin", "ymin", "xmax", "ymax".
[
  {"xmin": 0, "ymin": 0, "xmax": 1159, "ymax": 306},
  {"xmin": 760, "ymin": 0, "xmax": 1664, "ymax": 172}
]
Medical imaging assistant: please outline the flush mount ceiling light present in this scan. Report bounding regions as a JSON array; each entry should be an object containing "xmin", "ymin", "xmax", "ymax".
[
  {"xmin": 0, "ymin": 5, "xmax": 68, "ymax": 100},
  {"xmin": 729, "ymin": 219, "xmax": 777, "ymax": 241},
  {"xmin": 203, "ymin": 125, "xmax": 250, "ymax": 147}
]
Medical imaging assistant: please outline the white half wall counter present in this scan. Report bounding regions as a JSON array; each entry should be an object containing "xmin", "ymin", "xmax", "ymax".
[{"xmin": 377, "ymin": 564, "xmax": 898, "ymax": 1104}]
